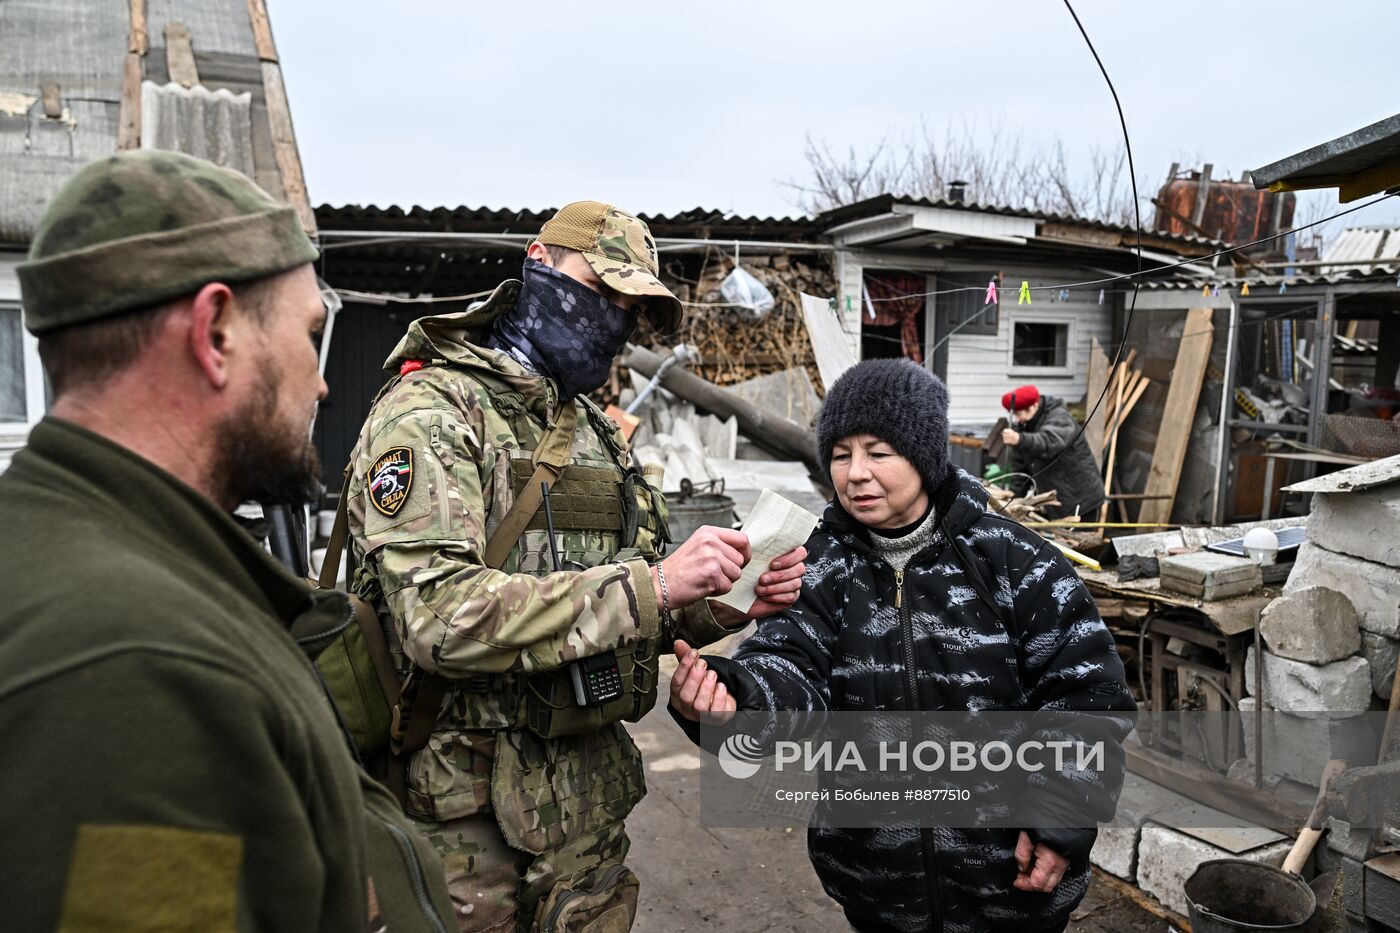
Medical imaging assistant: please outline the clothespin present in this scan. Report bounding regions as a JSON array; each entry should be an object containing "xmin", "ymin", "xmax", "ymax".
[
  {"xmin": 1241, "ymin": 282, "xmax": 1250, "ymax": 296},
  {"xmin": 845, "ymin": 295, "xmax": 853, "ymax": 311},
  {"xmin": 1278, "ymin": 281, "xmax": 1287, "ymax": 294},
  {"xmin": 1201, "ymin": 284, "xmax": 1211, "ymax": 297},
  {"xmin": 1212, "ymin": 286, "xmax": 1220, "ymax": 297},
  {"xmin": 1059, "ymin": 288, "xmax": 1070, "ymax": 302},
  {"xmin": 1098, "ymin": 288, "xmax": 1105, "ymax": 305},
  {"xmin": 985, "ymin": 279, "xmax": 998, "ymax": 305},
  {"xmin": 1018, "ymin": 281, "xmax": 1031, "ymax": 305},
  {"xmin": 1394, "ymin": 274, "xmax": 1399, "ymax": 288}
]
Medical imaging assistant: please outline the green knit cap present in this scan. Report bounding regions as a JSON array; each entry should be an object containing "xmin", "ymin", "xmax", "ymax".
[{"xmin": 18, "ymin": 150, "xmax": 319, "ymax": 336}]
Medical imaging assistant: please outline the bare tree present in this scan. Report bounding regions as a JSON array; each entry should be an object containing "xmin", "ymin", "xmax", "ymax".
[{"xmin": 785, "ymin": 120, "xmax": 1148, "ymax": 225}]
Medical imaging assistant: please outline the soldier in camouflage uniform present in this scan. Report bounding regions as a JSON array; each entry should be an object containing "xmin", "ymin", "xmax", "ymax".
[{"xmin": 347, "ymin": 201, "xmax": 808, "ymax": 931}]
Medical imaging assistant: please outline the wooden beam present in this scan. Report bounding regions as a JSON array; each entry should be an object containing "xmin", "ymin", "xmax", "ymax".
[
  {"xmin": 246, "ymin": 0, "xmax": 280, "ymax": 62},
  {"xmin": 1085, "ymin": 337, "xmax": 1109, "ymax": 468},
  {"xmin": 164, "ymin": 22, "xmax": 200, "ymax": 89},
  {"xmin": 1339, "ymin": 156, "xmax": 1400, "ymax": 204},
  {"xmin": 128, "ymin": 0, "xmax": 148, "ymax": 55},
  {"xmin": 260, "ymin": 59, "xmax": 316, "ymax": 234},
  {"xmin": 40, "ymin": 82, "xmax": 62, "ymax": 119},
  {"xmin": 116, "ymin": 52, "xmax": 143, "ymax": 149},
  {"xmin": 1138, "ymin": 308, "xmax": 1214, "ymax": 525}
]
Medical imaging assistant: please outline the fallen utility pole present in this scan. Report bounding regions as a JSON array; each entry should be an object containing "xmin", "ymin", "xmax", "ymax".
[{"xmin": 621, "ymin": 344, "xmax": 822, "ymax": 476}]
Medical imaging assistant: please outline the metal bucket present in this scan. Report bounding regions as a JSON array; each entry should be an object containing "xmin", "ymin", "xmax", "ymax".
[
  {"xmin": 665, "ymin": 493, "xmax": 735, "ymax": 547},
  {"xmin": 1185, "ymin": 859, "xmax": 1318, "ymax": 933}
]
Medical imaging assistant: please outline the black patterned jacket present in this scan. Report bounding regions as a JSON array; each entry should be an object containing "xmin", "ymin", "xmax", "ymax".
[{"xmin": 695, "ymin": 467, "xmax": 1135, "ymax": 933}]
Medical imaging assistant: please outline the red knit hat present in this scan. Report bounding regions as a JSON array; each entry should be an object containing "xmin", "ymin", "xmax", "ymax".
[{"xmin": 1001, "ymin": 385, "xmax": 1040, "ymax": 412}]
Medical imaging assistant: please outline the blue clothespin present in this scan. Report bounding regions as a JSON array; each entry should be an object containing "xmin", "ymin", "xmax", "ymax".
[
  {"xmin": 1098, "ymin": 289, "xmax": 1105, "ymax": 305},
  {"xmin": 1212, "ymin": 286, "xmax": 1220, "ymax": 297},
  {"xmin": 1278, "ymin": 281, "xmax": 1287, "ymax": 294},
  {"xmin": 1059, "ymin": 288, "xmax": 1070, "ymax": 302}
]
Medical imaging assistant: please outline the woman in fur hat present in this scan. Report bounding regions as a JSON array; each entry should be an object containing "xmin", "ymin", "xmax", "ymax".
[{"xmin": 670, "ymin": 358, "xmax": 1135, "ymax": 933}]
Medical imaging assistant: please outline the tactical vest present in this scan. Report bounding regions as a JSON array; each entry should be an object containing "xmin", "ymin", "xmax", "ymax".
[{"xmin": 371, "ymin": 371, "xmax": 671, "ymax": 746}]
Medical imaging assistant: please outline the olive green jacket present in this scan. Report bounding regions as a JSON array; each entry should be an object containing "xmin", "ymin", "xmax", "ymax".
[{"xmin": 0, "ymin": 418, "xmax": 454, "ymax": 933}]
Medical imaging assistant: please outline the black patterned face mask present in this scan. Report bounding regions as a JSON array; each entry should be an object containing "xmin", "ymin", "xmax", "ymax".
[{"xmin": 487, "ymin": 258, "xmax": 637, "ymax": 399}]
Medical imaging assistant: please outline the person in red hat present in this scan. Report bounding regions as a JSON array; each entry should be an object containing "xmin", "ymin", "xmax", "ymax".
[{"xmin": 1000, "ymin": 384, "xmax": 1105, "ymax": 519}]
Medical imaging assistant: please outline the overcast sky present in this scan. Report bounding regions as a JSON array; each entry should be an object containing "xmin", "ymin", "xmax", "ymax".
[{"xmin": 274, "ymin": 0, "xmax": 1400, "ymax": 231}]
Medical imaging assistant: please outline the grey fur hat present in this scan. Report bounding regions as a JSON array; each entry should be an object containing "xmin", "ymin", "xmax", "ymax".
[{"xmin": 816, "ymin": 358, "xmax": 950, "ymax": 490}]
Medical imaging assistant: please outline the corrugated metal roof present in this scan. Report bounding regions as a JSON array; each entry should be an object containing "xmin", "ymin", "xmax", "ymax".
[
  {"xmin": 816, "ymin": 194, "xmax": 1223, "ymax": 251},
  {"xmin": 141, "ymin": 81, "xmax": 255, "ymax": 178},
  {"xmin": 1322, "ymin": 225, "xmax": 1400, "ymax": 273},
  {"xmin": 1140, "ymin": 264, "xmax": 1398, "ymax": 289},
  {"xmin": 1, "ymin": 0, "xmax": 304, "ymax": 244},
  {"xmin": 315, "ymin": 204, "xmax": 821, "ymax": 242}
]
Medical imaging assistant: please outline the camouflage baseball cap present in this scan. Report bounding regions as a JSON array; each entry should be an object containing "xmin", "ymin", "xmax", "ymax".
[
  {"xmin": 18, "ymin": 150, "xmax": 318, "ymax": 336},
  {"xmin": 536, "ymin": 201, "xmax": 683, "ymax": 335}
]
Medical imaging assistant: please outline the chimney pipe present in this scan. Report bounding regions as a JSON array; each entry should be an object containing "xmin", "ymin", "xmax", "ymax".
[{"xmin": 948, "ymin": 180, "xmax": 968, "ymax": 204}]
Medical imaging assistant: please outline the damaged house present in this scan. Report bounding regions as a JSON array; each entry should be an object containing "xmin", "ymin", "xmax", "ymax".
[{"xmin": 0, "ymin": 0, "xmax": 314, "ymax": 470}]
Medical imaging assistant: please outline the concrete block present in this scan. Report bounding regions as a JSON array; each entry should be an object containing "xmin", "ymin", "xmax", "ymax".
[
  {"xmin": 1245, "ymin": 648, "xmax": 1372, "ymax": 718},
  {"xmin": 1160, "ymin": 552, "xmax": 1263, "ymax": 600},
  {"xmin": 1238, "ymin": 697, "xmax": 1379, "ymax": 785},
  {"xmin": 1259, "ymin": 586, "xmax": 1362, "ymax": 664},
  {"xmin": 1136, "ymin": 824, "xmax": 1291, "ymax": 917},
  {"xmin": 1326, "ymin": 817, "xmax": 1373, "ymax": 863},
  {"xmin": 1362, "ymin": 632, "xmax": 1398, "ymax": 701},
  {"xmin": 1286, "ymin": 543, "xmax": 1400, "ymax": 638},
  {"xmin": 1309, "ymin": 484, "xmax": 1400, "ymax": 568},
  {"xmin": 1089, "ymin": 773, "xmax": 1197, "ymax": 882}
]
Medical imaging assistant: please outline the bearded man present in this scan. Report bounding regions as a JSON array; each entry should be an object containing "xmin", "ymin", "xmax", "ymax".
[{"xmin": 0, "ymin": 150, "xmax": 454, "ymax": 932}]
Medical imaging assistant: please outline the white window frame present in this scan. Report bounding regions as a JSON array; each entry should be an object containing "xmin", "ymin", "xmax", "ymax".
[
  {"xmin": 0, "ymin": 303, "xmax": 45, "ymax": 433},
  {"xmin": 1006, "ymin": 314, "xmax": 1076, "ymax": 377}
]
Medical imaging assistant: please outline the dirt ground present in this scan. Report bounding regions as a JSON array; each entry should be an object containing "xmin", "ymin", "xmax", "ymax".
[{"xmin": 624, "ymin": 653, "xmax": 1172, "ymax": 932}]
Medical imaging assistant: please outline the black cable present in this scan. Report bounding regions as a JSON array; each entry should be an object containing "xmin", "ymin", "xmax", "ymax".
[{"xmin": 1023, "ymin": 0, "xmax": 1142, "ymax": 489}]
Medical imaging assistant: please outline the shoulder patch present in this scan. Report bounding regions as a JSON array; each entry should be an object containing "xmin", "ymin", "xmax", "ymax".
[{"xmin": 369, "ymin": 447, "xmax": 414, "ymax": 517}]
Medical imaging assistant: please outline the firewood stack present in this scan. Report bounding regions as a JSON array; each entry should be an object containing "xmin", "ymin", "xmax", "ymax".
[
  {"xmin": 985, "ymin": 486, "xmax": 1062, "ymax": 523},
  {"xmin": 635, "ymin": 248, "xmax": 836, "ymax": 392}
]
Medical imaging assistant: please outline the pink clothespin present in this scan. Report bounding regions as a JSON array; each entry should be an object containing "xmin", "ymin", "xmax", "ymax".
[{"xmin": 985, "ymin": 279, "xmax": 998, "ymax": 305}]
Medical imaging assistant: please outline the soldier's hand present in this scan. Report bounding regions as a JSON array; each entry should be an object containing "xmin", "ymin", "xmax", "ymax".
[
  {"xmin": 654, "ymin": 526, "xmax": 750, "ymax": 608},
  {"xmin": 710, "ymin": 545, "xmax": 807, "ymax": 627},
  {"xmin": 669, "ymin": 639, "xmax": 736, "ymax": 724}
]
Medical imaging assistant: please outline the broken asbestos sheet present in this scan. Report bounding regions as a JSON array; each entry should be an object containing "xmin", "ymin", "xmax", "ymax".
[{"xmin": 714, "ymin": 489, "xmax": 820, "ymax": 614}]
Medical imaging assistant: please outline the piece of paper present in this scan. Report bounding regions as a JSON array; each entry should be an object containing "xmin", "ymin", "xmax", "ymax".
[{"xmin": 713, "ymin": 489, "xmax": 821, "ymax": 613}]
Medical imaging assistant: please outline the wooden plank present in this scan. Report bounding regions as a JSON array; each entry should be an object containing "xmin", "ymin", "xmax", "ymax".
[
  {"xmin": 1098, "ymin": 361, "xmax": 1129, "ymax": 521},
  {"xmin": 116, "ymin": 52, "xmax": 143, "ymax": 150},
  {"xmin": 1085, "ymin": 337, "xmax": 1109, "ymax": 467},
  {"xmin": 39, "ymin": 82, "xmax": 62, "ymax": 119},
  {"xmin": 129, "ymin": 0, "xmax": 149, "ymax": 55},
  {"xmin": 164, "ymin": 22, "xmax": 200, "ymax": 88},
  {"xmin": 1108, "ymin": 375, "xmax": 1150, "ymax": 435},
  {"xmin": 260, "ymin": 59, "xmax": 316, "ymax": 234},
  {"xmin": 799, "ymin": 292, "xmax": 856, "ymax": 391},
  {"xmin": 245, "ymin": 0, "xmax": 279, "ymax": 62},
  {"xmin": 1139, "ymin": 308, "xmax": 1214, "ymax": 524}
]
